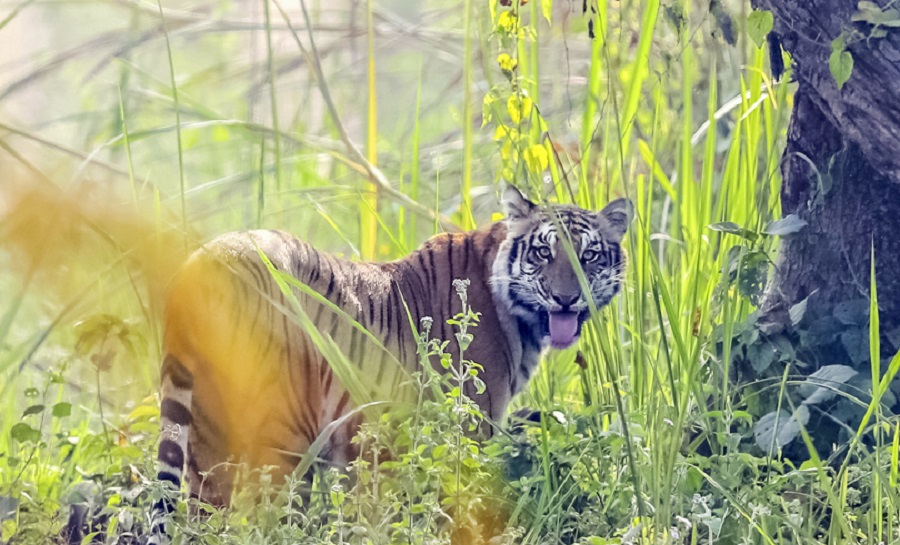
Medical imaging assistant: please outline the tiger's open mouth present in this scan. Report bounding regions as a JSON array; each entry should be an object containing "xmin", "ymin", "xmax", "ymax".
[{"xmin": 543, "ymin": 310, "xmax": 587, "ymax": 349}]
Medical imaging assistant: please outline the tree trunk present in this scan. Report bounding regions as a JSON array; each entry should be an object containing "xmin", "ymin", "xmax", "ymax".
[{"xmin": 751, "ymin": 0, "xmax": 900, "ymax": 343}]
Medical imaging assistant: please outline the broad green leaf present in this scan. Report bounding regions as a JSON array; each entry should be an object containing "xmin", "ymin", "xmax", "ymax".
[
  {"xmin": 841, "ymin": 329, "xmax": 869, "ymax": 366},
  {"xmin": 762, "ymin": 214, "xmax": 807, "ymax": 236},
  {"xmin": 789, "ymin": 296, "xmax": 809, "ymax": 326},
  {"xmin": 747, "ymin": 342, "xmax": 776, "ymax": 373},
  {"xmin": 52, "ymin": 402, "xmax": 71, "ymax": 418},
  {"xmin": 833, "ymin": 299, "xmax": 869, "ymax": 326},
  {"xmin": 22, "ymin": 404, "xmax": 44, "ymax": 417},
  {"xmin": 737, "ymin": 251, "xmax": 769, "ymax": 305},
  {"xmin": 851, "ymin": 2, "xmax": 900, "ymax": 27},
  {"xmin": 803, "ymin": 316, "xmax": 845, "ymax": 347},
  {"xmin": 830, "ymin": 36, "xmax": 854, "ymax": 89},
  {"xmin": 128, "ymin": 404, "xmax": 159, "ymax": 420},
  {"xmin": 10, "ymin": 422, "xmax": 40, "ymax": 443},
  {"xmin": 754, "ymin": 406, "xmax": 810, "ymax": 450},
  {"xmin": 708, "ymin": 221, "xmax": 757, "ymax": 240},
  {"xmin": 800, "ymin": 364, "xmax": 858, "ymax": 403},
  {"xmin": 747, "ymin": 10, "xmax": 773, "ymax": 49}
]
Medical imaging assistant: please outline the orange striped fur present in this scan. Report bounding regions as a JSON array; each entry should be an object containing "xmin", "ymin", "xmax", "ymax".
[{"xmin": 148, "ymin": 188, "xmax": 632, "ymax": 543}]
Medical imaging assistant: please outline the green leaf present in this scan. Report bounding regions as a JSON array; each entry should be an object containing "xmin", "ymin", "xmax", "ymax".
[
  {"xmin": 789, "ymin": 296, "xmax": 810, "ymax": 326},
  {"xmin": 803, "ymin": 316, "xmax": 845, "ymax": 347},
  {"xmin": 801, "ymin": 364, "xmax": 858, "ymax": 404},
  {"xmin": 754, "ymin": 406, "xmax": 809, "ymax": 450},
  {"xmin": 830, "ymin": 36, "xmax": 854, "ymax": 89},
  {"xmin": 541, "ymin": 0, "xmax": 552, "ymax": 24},
  {"xmin": 833, "ymin": 299, "xmax": 870, "ymax": 326},
  {"xmin": 22, "ymin": 404, "xmax": 44, "ymax": 417},
  {"xmin": 762, "ymin": 214, "xmax": 807, "ymax": 236},
  {"xmin": 747, "ymin": 342, "xmax": 776, "ymax": 373},
  {"xmin": 10, "ymin": 423, "xmax": 40, "ymax": 443},
  {"xmin": 737, "ymin": 251, "xmax": 769, "ymax": 306},
  {"xmin": 851, "ymin": 2, "xmax": 900, "ymax": 27},
  {"xmin": 708, "ymin": 222, "xmax": 757, "ymax": 240},
  {"xmin": 841, "ymin": 329, "xmax": 869, "ymax": 366},
  {"xmin": 52, "ymin": 402, "xmax": 72, "ymax": 418},
  {"xmin": 747, "ymin": 10, "xmax": 774, "ymax": 49}
]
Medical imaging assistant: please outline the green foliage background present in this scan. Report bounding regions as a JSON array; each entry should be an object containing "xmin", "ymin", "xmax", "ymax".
[{"xmin": 1, "ymin": 0, "xmax": 898, "ymax": 543}]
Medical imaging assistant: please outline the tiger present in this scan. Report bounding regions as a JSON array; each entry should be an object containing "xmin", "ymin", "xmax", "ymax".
[{"xmin": 147, "ymin": 186, "xmax": 632, "ymax": 542}]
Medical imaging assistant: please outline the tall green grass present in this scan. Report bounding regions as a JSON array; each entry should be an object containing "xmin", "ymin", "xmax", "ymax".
[{"xmin": 0, "ymin": 0, "xmax": 897, "ymax": 543}]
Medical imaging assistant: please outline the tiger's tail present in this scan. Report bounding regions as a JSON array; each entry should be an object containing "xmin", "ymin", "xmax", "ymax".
[{"xmin": 147, "ymin": 354, "xmax": 194, "ymax": 545}]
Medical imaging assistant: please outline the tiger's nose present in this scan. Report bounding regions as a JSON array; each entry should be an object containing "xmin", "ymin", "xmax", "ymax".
[{"xmin": 552, "ymin": 293, "xmax": 580, "ymax": 308}]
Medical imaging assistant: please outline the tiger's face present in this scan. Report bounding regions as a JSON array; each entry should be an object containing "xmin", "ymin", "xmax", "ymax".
[{"xmin": 491, "ymin": 187, "xmax": 633, "ymax": 350}]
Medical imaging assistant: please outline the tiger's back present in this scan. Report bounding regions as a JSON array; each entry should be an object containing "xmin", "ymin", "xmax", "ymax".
[{"xmin": 155, "ymin": 225, "xmax": 514, "ymax": 508}]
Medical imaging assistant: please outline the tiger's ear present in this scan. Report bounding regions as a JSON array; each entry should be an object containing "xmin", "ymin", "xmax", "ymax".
[
  {"xmin": 501, "ymin": 186, "xmax": 538, "ymax": 220},
  {"xmin": 597, "ymin": 198, "xmax": 634, "ymax": 240}
]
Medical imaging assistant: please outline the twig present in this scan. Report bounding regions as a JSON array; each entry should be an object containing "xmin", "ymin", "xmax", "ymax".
[{"xmin": 0, "ymin": 122, "xmax": 130, "ymax": 178}]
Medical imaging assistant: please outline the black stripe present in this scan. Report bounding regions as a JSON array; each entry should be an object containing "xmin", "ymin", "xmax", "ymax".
[
  {"xmin": 517, "ymin": 317, "xmax": 541, "ymax": 351},
  {"xmin": 161, "ymin": 355, "xmax": 193, "ymax": 389},
  {"xmin": 152, "ymin": 497, "xmax": 176, "ymax": 516},
  {"xmin": 404, "ymin": 263, "xmax": 423, "ymax": 323},
  {"xmin": 322, "ymin": 364, "xmax": 333, "ymax": 394},
  {"xmin": 416, "ymin": 251, "xmax": 430, "ymax": 292},
  {"xmin": 462, "ymin": 235, "xmax": 472, "ymax": 272},
  {"xmin": 308, "ymin": 245, "xmax": 321, "ymax": 283},
  {"xmin": 378, "ymin": 294, "xmax": 385, "ymax": 335},
  {"xmin": 518, "ymin": 361, "xmax": 533, "ymax": 382},
  {"xmin": 296, "ymin": 342, "xmax": 318, "ymax": 442},
  {"xmin": 447, "ymin": 235, "xmax": 454, "ymax": 279},
  {"xmin": 323, "ymin": 256, "xmax": 336, "ymax": 298},
  {"xmin": 426, "ymin": 248, "xmax": 438, "ymax": 289},
  {"xmin": 334, "ymin": 391, "xmax": 351, "ymax": 418},
  {"xmin": 160, "ymin": 399, "xmax": 192, "ymax": 426},
  {"xmin": 241, "ymin": 252, "xmax": 270, "ymax": 292},
  {"xmin": 447, "ymin": 236, "xmax": 455, "ymax": 313},
  {"xmin": 158, "ymin": 471, "xmax": 181, "ymax": 487},
  {"xmin": 385, "ymin": 291, "xmax": 394, "ymax": 341},
  {"xmin": 158, "ymin": 439, "xmax": 185, "ymax": 469},
  {"xmin": 610, "ymin": 243, "xmax": 622, "ymax": 267},
  {"xmin": 508, "ymin": 236, "xmax": 522, "ymax": 272}
]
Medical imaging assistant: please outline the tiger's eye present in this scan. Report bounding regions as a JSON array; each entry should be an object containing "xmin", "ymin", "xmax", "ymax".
[
  {"xmin": 534, "ymin": 246, "xmax": 552, "ymax": 260},
  {"xmin": 581, "ymin": 249, "xmax": 597, "ymax": 263}
]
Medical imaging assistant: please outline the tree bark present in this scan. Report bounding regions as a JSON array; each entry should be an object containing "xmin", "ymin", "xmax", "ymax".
[{"xmin": 752, "ymin": 0, "xmax": 900, "ymax": 340}]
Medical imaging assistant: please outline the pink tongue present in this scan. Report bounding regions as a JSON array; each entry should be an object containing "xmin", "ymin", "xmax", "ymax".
[{"xmin": 548, "ymin": 312, "xmax": 579, "ymax": 348}]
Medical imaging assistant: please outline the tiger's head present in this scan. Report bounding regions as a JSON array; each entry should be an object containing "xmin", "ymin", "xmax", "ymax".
[{"xmin": 491, "ymin": 186, "xmax": 633, "ymax": 350}]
